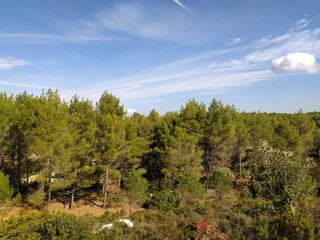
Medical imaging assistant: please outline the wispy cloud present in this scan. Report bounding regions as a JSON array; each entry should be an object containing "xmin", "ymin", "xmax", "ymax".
[
  {"xmin": 0, "ymin": 57, "xmax": 31, "ymax": 70},
  {"xmin": 172, "ymin": 0, "xmax": 193, "ymax": 14},
  {"xmin": 0, "ymin": 32, "xmax": 122, "ymax": 44},
  {"xmin": 292, "ymin": 18, "xmax": 311, "ymax": 31},
  {"xmin": 60, "ymin": 20, "xmax": 319, "ymax": 104},
  {"xmin": 0, "ymin": 80, "xmax": 52, "ymax": 89},
  {"xmin": 226, "ymin": 37, "xmax": 242, "ymax": 46},
  {"xmin": 97, "ymin": 2, "xmax": 171, "ymax": 40}
]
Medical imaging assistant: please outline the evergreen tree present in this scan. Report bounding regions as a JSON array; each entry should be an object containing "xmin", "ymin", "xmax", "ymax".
[
  {"xmin": 95, "ymin": 91, "xmax": 126, "ymax": 208},
  {"xmin": 0, "ymin": 171, "xmax": 13, "ymax": 203},
  {"xmin": 28, "ymin": 90, "xmax": 70, "ymax": 209},
  {"xmin": 124, "ymin": 169, "xmax": 148, "ymax": 215},
  {"xmin": 142, "ymin": 109, "xmax": 169, "ymax": 190},
  {"xmin": 66, "ymin": 96, "xmax": 96, "ymax": 208},
  {"xmin": 162, "ymin": 127, "xmax": 203, "ymax": 190},
  {"xmin": 203, "ymin": 99, "xmax": 236, "ymax": 190}
]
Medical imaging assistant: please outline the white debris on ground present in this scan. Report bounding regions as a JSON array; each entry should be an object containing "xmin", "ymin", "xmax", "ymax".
[
  {"xmin": 101, "ymin": 223, "xmax": 114, "ymax": 230},
  {"xmin": 119, "ymin": 219, "xmax": 134, "ymax": 228},
  {"xmin": 97, "ymin": 219, "xmax": 134, "ymax": 232}
]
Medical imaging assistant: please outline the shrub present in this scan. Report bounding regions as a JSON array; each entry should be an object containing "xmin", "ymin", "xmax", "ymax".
[
  {"xmin": 0, "ymin": 171, "xmax": 13, "ymax": 203},
  {"xmin": 146, "ymin": 190, "xmax": 180, "ymax": 211},
  {"xmin": 0, "ymin": 211, "xmax": 93, "ymax": 239},
  {"xmin": 208, "ymin": 170, "xmax": 233, "ymax": 200}
]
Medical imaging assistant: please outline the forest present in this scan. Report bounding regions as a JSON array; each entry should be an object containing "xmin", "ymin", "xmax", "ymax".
[{"xmin": 0, "ymin": 89, "xmax": 320, "ymax": 239}]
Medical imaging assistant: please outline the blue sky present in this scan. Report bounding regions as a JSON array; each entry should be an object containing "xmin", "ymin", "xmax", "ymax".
[{"xmin": 0, "ymin": 0, "xmax": 319, "ymax": 114}]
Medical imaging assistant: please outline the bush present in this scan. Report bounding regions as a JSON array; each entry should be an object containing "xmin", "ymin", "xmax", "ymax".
[
  {"xmin": 254, "ymin": 212, "xmax": 320, "ymax": 240},
  {"xmin": 208, "ymin": 170, "xmax": 233, "ymax": 200},
  {"xmin": 0, "ymin": 211, "xmax": 93, "ymax": 239},
  {"xmin": 27, "ymin": 187, "xmax": 45, "ymax": 208},
  {"xmin": 146, "ymin": 190, "xmax": 180, "ymax": 211},
  {"xmin": 0, "ymin": 171, "xmax": 14, "ymax": 203}
]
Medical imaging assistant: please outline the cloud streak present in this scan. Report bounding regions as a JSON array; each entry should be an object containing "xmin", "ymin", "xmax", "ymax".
[
  {"xmin": 172, "ymin": 0, "xmax": 193, "ymax": 14},
  {"xmin": 0, "ymin": 80, "xmax": 52, "ymax": 89},
  {"xmin": 0, "ymin": 57, "xmax": 31, "ymax": 70},
  {"xmin": 60, "ymin": 21, "xmax": 319, "ymax": 104},
  {"xmin": 0, "ymin": 32, "xmax": 122, "ymax": 44}
]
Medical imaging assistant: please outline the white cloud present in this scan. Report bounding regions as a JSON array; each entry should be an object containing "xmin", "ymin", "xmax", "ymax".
[
  {"xmin": 126, "ymin": 108, "xmax": 137, "ymax": 116},
  {"xmin": 226, "ymin": 37, "xmax": 242, "ymax": 46},
  {"xmin": 0, "ymin": 32, "xmax": 121, "ymax": 44},
  {"xmin": 0, "ymin": 80, "xmax": 52, "ymax": 89},
  {"xmin": 272, "ymin": 52, "xmax": 319, "ymax": 74},
  {"xmin": 97, "ymin": 2, "xmax": 172, "ymax": 40},
  {"xmin": 292, "ymin": 18, "xmax": 311, "ymax": 31},
  {"xmin": 0, "ymin": 57, "xmax": 31, "ymax": 70},
  {"xmin": 60, "ymin": 22, "xmax": 320, "ymax": 103},
  {"xmin": 246, "ymin": 28, "xmax": 320, "ymax": 63},
  {"xmin": 172, "ymin": 0, "xmax": 193, "ymax": 14}
]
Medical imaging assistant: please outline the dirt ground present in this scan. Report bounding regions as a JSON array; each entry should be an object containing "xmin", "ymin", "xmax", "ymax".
[
  {"xmin": 1, "ymin": 199, "xmax": 144, "ymax": 219},
  {"xmin": 50, "ymin": 199, "xmax": 145, "ymax": 217}
]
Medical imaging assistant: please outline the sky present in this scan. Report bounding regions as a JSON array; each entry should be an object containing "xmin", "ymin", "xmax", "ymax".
[{"xmin": 0, "ymin": 0, "xmax": 320, "ymax": 114}]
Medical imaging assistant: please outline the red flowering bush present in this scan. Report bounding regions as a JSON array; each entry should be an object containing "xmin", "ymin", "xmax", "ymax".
[{"xmin": 193, "ymin": 221, "xmax": 209, "ymax": 233}]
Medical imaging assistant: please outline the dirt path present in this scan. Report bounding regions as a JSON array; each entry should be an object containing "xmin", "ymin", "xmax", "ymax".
[{"xmin": 1, "ymin": 199, "xmax": 144, "ymax": 219}]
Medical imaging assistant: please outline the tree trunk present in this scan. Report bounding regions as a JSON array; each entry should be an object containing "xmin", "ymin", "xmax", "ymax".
[
  {"xmin": 117, "ymin": 177, "xmax": 121, "ymax": 197},
  {"xmin": 239, "ymin": 152, "xmax": 242, "ymax": 179},
  {"xmin": 69, "ymin": 187, "xmax": 75, "ymax": 209},
  {"xmin": 48, "ymin": 185, "xmax": 51, "ymax": 210},
  {"xmin": 16, "ymin": 143, "xmax": 22, "ymax": 193},
  {"xmin": 102, "ymin": 169, "xmax": 109, "ymax": 208},
  {"xmin": 26, "ymin": 157, "xmax": 29, "ymax": 190},
  {"xmin": 48, "ymin": 158, "xmax": 52, "ymax": 210},
  {"xmin": 205, "ymin": 161, "xmax": 212, "ymax": 193},
  {"xmin": 0, "ymin": 154, "xmax": 4, "ymax": 170},
  {"xmin": 69, "ymin": 168, "xmax": 77, "ymax": 209}
]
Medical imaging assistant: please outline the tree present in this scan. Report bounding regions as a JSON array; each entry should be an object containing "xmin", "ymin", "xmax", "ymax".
[
  {"xmin": 9, "ymin": 92, "xmax": 40, "ymax": 192},
  {"xmin": 0, "ymin": 171, "xmax": 13, "ymax": 203},
  {"xmin": 124, "ymin": 169, "xmax": 148, "ymax": 215},
  {"xmin": 179, "ymin": 99, "xmax": 207, "ymax": 140},
  {"xmin": 66, "ymin": 96, "xmax": 96, "ymax": 209},
  {"xmin": 142, "ymin": 109, "xmax": 169, "ymax": 190},
  {"xmin": 115, "ymin": 116, "xmax": 149, "ymax": 196},
  {"xmin": 0, "ymin": 93, "xmax": 14, "ymax": 171},
  {"xmin": 95, "ymin": 91, "xmax": 126, "ymax": 208},
  {"xmin": 176, "ymin": 171, "xmax": 203, "ymax": 206},
  {"xmin": 162, "ymin": 127, "xmax": 203, "ymax": 190},
  {"xmin": 203, "ymin": 99, "xmax": 236, "ymax": 191},
  {"xmin": 233, "ymin": 113, "xmax": 251, "ymax": 178},
  {"xmin": 207, "ymin": 170, "xmax": 233, "ymax": 201},
  {"xmin": 250, "ymin": 140, "xmax": 317, "ymax": 212},
  {"xmin": 28, "ymin": 90, "xmax": 70, "ymax": 209},
  {"xmin": 290, "ymin": 110, "xmax": 315, "ymax": 157}
]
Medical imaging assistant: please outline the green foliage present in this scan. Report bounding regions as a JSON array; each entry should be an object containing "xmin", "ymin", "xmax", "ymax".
[
  {"xmin": 0, "ymin": 211, "xmax": 93, "ymax": 239},
  {"xmin": 27, "ymin": 186, "xmax": 45, "ymax": 208},
  {"xmin": 124, "ymin": 169, "xmax": 148, "ymax": 205},
  {"xmin": 254, "ymin": 213, "xmax": 320, "ymax": 240},
  {"xmin": 250, "ymin": 140, "xmax": 317, "ymax": 212},
  {"xmin": 1, "ymin": 90, "xmax": 320, "ymax": 239},
  {"xmin": 0, "ymin": 171, "xmax": 13, "ymax": 203},
  {"xmin": 163, "ymin": 127, "xmax": 203, "ymax": 189},
  {"xmin": 176, "ymin": 172, "xmax": 204, "ymax": 206},
  {"xmin": 208, "ymin": 170, "xmax": 233, "ymax": 200},
  {"xmin": 146, "ymin": 190, "xmax": 180, "ymax": 211},
  {"xmin": 130, "ymin": 210, "xmax": 191, "ymax": 240},
  {"xmin": 204, "ymin": 99, "xmax": 236, "ymax": 168}
]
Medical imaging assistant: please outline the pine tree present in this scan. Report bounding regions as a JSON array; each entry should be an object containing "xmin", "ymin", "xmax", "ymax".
[
  {"xmin": 66, "ymin": 96, "xmax": 96, "ymax": 209},
  {"xmin": 95, "ymin": 91, "xmax": 126, "ymax": 208}
]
